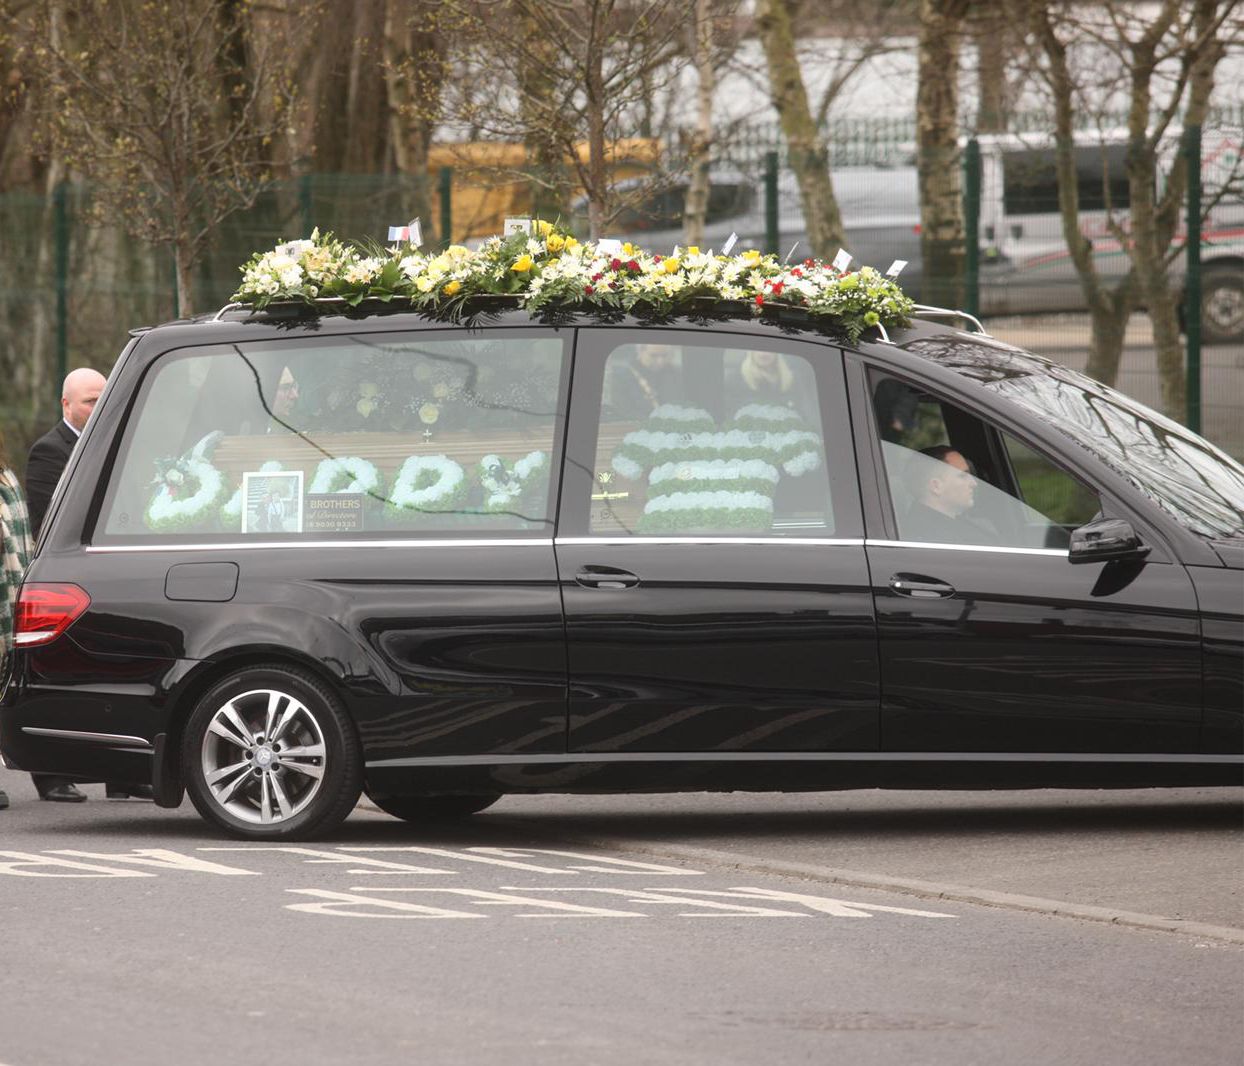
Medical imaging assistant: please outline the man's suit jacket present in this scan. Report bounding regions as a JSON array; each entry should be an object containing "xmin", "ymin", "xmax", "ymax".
[{"xmin": 25, "ymin": 420, "xmax": 77, "ymax": 537}]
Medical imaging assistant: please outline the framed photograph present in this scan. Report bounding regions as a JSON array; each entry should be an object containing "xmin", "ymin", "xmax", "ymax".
[{"xmin": 242, "ymin": 470, "xmax": 304, "ymax": 535}]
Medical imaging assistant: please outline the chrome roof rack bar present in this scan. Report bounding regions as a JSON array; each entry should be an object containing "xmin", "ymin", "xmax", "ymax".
[
  {"xmin": 911, "ymin": 304, "xmax": 991, "ymax": 337},
  {"xmin": 212, "ymin": 302, "xmax": 248, "ymax": 321}
]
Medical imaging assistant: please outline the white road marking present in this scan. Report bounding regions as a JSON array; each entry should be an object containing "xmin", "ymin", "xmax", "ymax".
[
  {"xmin": 284, "ymin": 890, "xmax": 484, "ymax": 919},
  {"xmin": 649, "ymin": 887, "xmax": 957, "ymax": 919},
  {"xmin": 346, "ymin": 887, "xmax": 648, "ymax": 917},
  {"xmin": 0, "ymin": 851, "xmax": 152, "ymax": 878},
  {"xmin": 338, "ymin": 846, "xmax": 599, "ymax": 874},
  {"xmin": 507, "ymin": 887, "xmax": 809, "ymax": 917},
  {"xmin": 48, "ymin": 850, "xmax": 260, "ymax": 876},
  {"xmin": 200, "ymin": 846, "xmax": 455, "ymax": 875},
  {"xmin": 462, "ymin": 847, "xmax": 702, "ymax": 875}
]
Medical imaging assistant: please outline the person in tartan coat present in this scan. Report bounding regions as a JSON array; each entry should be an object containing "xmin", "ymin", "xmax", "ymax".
[{"xmin": 0, "ymin": 429, "xmax": 34, "ymax": 811}]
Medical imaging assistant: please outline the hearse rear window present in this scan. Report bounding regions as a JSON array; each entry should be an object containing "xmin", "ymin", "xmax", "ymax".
[{"xmin": 98, "ymin": 331, "xmax": 567, "ymax": 542}]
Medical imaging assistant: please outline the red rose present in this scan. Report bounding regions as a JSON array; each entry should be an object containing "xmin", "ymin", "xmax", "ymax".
[
  {"xmin": 584, "ymin": 284, "xmax": 594, "ymax": 294},
  {"xmin": 755, "ymin": 294, "xmax": 764, "ymax": 306},
  {"xmin": 627, "ymin": 259, "xmax": 639, "ymax": 271},
  {"xmin": 610, "ymin": 258, "xmax": 621, "ymax": 271},
  {"xmin": 771, "ymin": 281, "xmax": 784, "ymax": 297}
]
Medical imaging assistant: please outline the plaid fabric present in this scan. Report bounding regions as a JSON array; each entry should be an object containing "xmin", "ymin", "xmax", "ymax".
[{"xmin": 0, "ymin": 467, "xmax": 32, "ymax": 666}]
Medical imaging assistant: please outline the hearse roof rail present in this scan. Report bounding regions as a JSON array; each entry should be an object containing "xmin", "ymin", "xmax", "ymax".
[{"xmin": 910, "ymin": 304, "xmax": 991, "ymax": 337}]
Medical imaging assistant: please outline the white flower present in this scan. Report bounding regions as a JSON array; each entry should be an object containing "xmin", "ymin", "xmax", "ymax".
[
  {"xmin": 644, "ymin": 490, "xmax": 774, "ymax": 514},
  {"xmin": 147, "ymin": 460, "xmax": 225, "ymax": 524},
  {"xmin": 310, "ymin": 456, "xmax": 381, "ymax": 494},
  {"xmin": 389, "ymin": 455, "xmax": 465, "ymax": 509}
]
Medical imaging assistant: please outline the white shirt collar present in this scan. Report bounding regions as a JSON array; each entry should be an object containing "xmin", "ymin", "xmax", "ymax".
[{"xmin": 63, "ymin": 418, "xmax": 82, "ymax": 438}]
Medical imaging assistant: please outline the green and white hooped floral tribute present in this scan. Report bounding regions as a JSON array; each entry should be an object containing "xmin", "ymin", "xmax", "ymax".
[
  {"xmin": 612, "ymin": 404, "xmax": 823, "ymax": 534},
  {"xmin": 233, "ymin": 223, "xmax": 913, "ymax": 342}
]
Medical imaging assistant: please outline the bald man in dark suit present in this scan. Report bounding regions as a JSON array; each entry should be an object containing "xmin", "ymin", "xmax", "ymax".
[{"xmin": 26, "ymin": 368, "xmax": 151, "ymax": 802}]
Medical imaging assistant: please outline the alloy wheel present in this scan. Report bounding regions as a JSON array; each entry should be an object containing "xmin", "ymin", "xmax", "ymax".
[{"xmin": 200, "ymin": 688, "xmax": 328, "ymax": 825}]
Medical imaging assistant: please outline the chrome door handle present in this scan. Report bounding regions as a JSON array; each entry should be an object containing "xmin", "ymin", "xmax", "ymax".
[
  {"xmin": 889, "ymin": 573, "xmax": 956, "ymax": 598},
  {"xmin": 576, "ymin": 566, "xmax": 640, "ymax": 590}
]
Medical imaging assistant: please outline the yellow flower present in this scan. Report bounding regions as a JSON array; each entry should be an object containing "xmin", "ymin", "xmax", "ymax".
[
  {"xmin": 546, "ymin": 257, "xmax": 561, "ymax": 270},
  {"xmin": 742, "ymin": 249, "xmax": 762, "ymax": 266},
  {"xmin": 686, "ymin": 246, "xmax": 700, "ymax": 256},
  {"xmin": 444, "ymin": 280, "xmax": 462, "ymax": 295},
  {"xmin": 565, "ymin": 237, "xmax": 580, "ymax": 251},
  {"xmin": 663, "ymin": 257, "xmax": 681, "ymax": 274},
  {"xmin": 546, "ymin": 233, "xmax": 566, "ymax": 253},
  {"xmin": 512, "ymin": 254, "xmax": 534, "ymax": 273},
  {"xmin": 535, "ymin": 220, "xmax": 554, "ymax": 237},
  {"xmin": 622, "ymin": 242, "xmax": 635, "ymax": 256},
  {"xmin": 447, "ymin": 244, "xmax": 471, "ymax": 259}
]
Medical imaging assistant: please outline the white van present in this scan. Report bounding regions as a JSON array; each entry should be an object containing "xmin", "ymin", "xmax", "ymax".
[{"xmin": 976, "ymin": 130, "xmax": 1244, "ymax": 341}]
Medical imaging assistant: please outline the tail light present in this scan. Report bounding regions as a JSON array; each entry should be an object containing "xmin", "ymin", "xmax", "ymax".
[{"xmin": 14, "ymin": 583, "xmax": 91, "ymax": 647}]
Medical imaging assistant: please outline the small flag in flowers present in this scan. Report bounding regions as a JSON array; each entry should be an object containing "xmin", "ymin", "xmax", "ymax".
[
  {"xmin": 886, "ymin": 259, "xmax": 908, "ymax": 278},
  {"xmin": 504, "ymin": 218, "xmax": 532, "ymax": 236},
  {"xmin": 721, "ymin": 232, "xmax": 739, "ymax": 255},
  {"xmin": 388, "ymin": 219, "xmax": 422, "ymax": 246},
  {"xmin": 832, "ymin": 248, "xmax": 853, "ymax": 273}
]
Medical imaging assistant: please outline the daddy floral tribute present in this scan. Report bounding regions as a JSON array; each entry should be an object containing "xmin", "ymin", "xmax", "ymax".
[{"xmin": 233, "ymin": 223, "xmax": 914, "ymax": 342}]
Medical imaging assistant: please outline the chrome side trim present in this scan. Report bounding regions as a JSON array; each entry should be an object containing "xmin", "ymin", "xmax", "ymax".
[
  {"xmin": 865, "ymin": 539, "xmax": 1068, "ymax": 558},
  {"xmin": 555, "ymin": 537, "xmax": 865, "ymax": 547},
  {"xmin": 22, "ymin": 727, "xmax": 154, "ymax": 750},
  {"xmin": 367, "ymin": 751, "xmax": 1243, "ymax": 769},
  {"xmin": 87, "ymin": 538, "xmax": 554, "ymax": 553}
]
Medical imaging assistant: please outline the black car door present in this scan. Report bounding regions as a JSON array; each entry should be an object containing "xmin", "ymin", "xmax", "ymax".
[
  {"xmin": 854, "ymin": 362, "xmax": 1203, "ymax": 754},
  {"xmin": 555, "ymin": 327, "xmax": 879, "ymax": 753}
]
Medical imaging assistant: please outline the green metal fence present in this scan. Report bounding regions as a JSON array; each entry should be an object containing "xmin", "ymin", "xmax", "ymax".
[{"xmin": 0, "ymin": 108, "xmax": 1240, "ymax": 475}]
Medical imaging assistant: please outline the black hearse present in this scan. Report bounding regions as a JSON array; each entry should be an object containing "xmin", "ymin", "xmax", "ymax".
[{"xmin": 2, "ymin": 305, "xmax": 1241, "ymax": 839}]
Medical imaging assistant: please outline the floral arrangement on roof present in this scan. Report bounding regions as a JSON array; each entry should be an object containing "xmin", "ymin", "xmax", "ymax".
[{"xmin": 232, "ymin": 222, "xmax": 914, "ymax": 343}]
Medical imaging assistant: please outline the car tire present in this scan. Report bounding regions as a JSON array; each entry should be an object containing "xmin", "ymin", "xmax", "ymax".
[
  {"xmin": 183, "ymin": 664, "xmax": 362, "ymax": 841},
  {"xmin": 366, "ymin": 793, "xmax": 501, "ymax": 823},
  {"xmin": 1200, "ymin": 265, "xmax": 1244, "ymax": 345}
]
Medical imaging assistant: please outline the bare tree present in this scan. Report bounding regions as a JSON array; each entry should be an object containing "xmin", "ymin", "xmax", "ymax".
[
  {"xmin": 383, "ymin": 0, "xmax": 450, "ymax": 239},
  {"xmin": 25, "ymin": 0, "xmax": 297, "ymax": 314},
  {"xmin": 754, "ymin": 0, "xmax": 846, "ymax": 257},
  {"xmin": 433, "ymin": 0, "xmax": 687, "ymax": 239},
  {"xmin": 683, "ymin": 0, "xmax": 719, "ymax": 248},
  {"xmin": 1028, "ymin": 0, "xmax": 1240, "ymax": 412},
  {"xmin": 917, "ymin": 0, "xmax": 970, "ymax": 309}
]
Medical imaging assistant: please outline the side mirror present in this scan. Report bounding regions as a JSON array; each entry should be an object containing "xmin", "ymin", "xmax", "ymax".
[{"xmin": 1068, "ymin": 518, "xmax": 1151, "ymax": 565}]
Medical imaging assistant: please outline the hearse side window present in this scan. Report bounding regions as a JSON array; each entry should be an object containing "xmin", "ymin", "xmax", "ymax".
[
  {"xmin": 590, "ymin": 341, "xmax": 834, "ymax": 537},
  {"xmin": 99, "ymin": 333, "xmax": 567, "ymax": 541},
  {"xmin": 871, "ymin": 375, "xmax": 1099, "ymax": 549}
]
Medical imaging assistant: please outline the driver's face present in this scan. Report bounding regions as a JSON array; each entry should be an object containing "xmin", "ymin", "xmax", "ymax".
[{"xmin": 939, "ymin": 450, "xmax": 977, "ymax": 514}]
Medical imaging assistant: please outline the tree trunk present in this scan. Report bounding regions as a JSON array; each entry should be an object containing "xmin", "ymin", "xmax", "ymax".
[
  {"xmin": 755, "ymin": 0, "xmax": 845, "ymax": 259},
  {"xmin": 1084, "ymin": 285, "xmax": 1135, "ymax": 386},
  {"xmin": 518, "ymin": 11, "xmax": 566, "ymax": 224},
  {"xmin": 917, "ymin": 0, "xmax": 968, "ymax": 309},
  {"xmin": 683, "ymin": 0, "xmax": 715, "ymax": 247},
  {"xmin": 973, "ymin": 3, "xmax": 1012, "ymax": 133},
  {"xmin": 583, "ymin": 1, "xmax": 609, "ymax": 240},
  {"xmin": 174, "ymin": 240, "xmax": 195, "ymax": 318}
]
